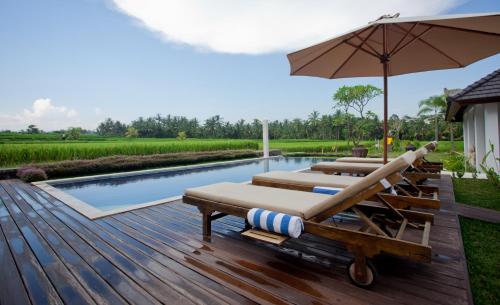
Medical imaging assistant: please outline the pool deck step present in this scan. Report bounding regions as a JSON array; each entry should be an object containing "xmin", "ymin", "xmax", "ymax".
[{"xmin": 0, "ymin": 177, "xmax": 472, "ymax": 305}]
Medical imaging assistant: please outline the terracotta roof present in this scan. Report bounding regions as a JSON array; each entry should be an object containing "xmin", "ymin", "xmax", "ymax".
[{"xmin": 446, "ymin": 69, "xmax": 500, "ymax": 122}]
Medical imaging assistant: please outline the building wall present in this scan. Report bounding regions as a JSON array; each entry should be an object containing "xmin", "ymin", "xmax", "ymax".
[
  {"xmin": 483, "ymin": 102, "xmax": 500, "ymax": 173},
  {"xmin": 462, "ymin": 102, "xmax": 500, "ymax": 174}
]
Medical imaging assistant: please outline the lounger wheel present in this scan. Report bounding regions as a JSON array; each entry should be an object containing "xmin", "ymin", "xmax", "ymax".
[{"xmin": 347, "ymin": 258, "xmax": 377, "ymax": 288}]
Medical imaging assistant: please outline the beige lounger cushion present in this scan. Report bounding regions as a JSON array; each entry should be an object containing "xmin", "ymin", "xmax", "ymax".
[
  {"xmin": 186, "ymin": 151, "xmax": 416, "ymax": 219},
  {"xmin": 335, "ymin": 157, "xmax": 395, "ymax": 164},
  {"xmin": 311, "ymin": 161, "xmax": 382, "ymax": 174},
  {"xmin": 253, "ymin": 171, "xmax": 360, "ymax": 188},
  {"xmin": 185, "ymin": 183, "xmax": 333, "ymax": 219}
]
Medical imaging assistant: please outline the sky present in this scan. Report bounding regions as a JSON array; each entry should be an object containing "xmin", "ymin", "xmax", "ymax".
[{"xmin": 0, "ymin": 0, "xmax": 499, "ymax": 131}]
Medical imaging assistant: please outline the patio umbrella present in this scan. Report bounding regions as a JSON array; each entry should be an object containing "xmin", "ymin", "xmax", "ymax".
[{"xmin": 287, "ymin": 12, "xmax": 500, "ymax": 162}]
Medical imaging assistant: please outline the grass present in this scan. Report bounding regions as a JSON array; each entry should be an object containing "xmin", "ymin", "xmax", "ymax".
[
  {"xmin": 453, "ymin": 178, "xmax": 500, "ymax": 211},
  {"xmin": 460, "ymin": 217, "xmax": 500, "ymax": 305},
  {"xmin": 0, "ymin": 139, "xmax": 258, "ymax": 167},
  {"xmin": 0, "ymin": 134, "xmax": 462, "ymax": 167}
]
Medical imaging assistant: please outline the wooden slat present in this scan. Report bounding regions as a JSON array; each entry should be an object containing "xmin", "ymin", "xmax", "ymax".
[
  {"xmin": 241, "ymin": 229, "xmax": 289, "ymax": 245},
  {"xmin": 396, "ymin": 219, "xmax": 408, "ymax": 240},
  {"xmin": 422, "ymin": 221, "xmax": 431, "ymax": 246}
]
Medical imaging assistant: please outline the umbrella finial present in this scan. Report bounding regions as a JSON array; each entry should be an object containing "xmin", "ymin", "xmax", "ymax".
[{"xmin": 370, "ymin": 13, "xmax": 400, "ymax": 23}]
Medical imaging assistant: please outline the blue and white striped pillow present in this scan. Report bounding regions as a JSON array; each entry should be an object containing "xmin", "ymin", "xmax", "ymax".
[
  {"xmin": 247, "ymin": 208, "xmax": 303, "ymax": 238},
  {"xmin": 312, "ymin": 186, "xmax": 343, "ymax": 195}
]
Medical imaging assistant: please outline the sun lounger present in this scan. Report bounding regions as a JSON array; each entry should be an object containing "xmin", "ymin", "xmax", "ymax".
[
  {"xmin": 334, "ymin": 142, "xmax": 442, "ymax": 172},
  {"xmin": 312, "ymin": 147, "xmax": 441, "ymax": 183},
  {"xmin": 183, "ymin": 151, "xmax": 433, "ymax": 287},
  {"xmin": 252, "ymin": 170, "xmax": 440, "ymax": 210}
]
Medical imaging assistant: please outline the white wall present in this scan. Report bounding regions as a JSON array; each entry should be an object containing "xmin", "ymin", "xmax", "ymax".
[
  {"xmin": 463, "ymin": 102, "xmax": 500, "ymax": 173},
  {"xmin": 484, "ymin": 102, "xmax": 500, "ymax": 173},
  {"xmin": 474, "ymin": 104, "xmax": 486, "ymax": 170}
]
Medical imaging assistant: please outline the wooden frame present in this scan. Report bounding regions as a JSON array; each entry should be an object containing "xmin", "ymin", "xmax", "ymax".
[
  {"xmin": 182, "ymin": 171, "xmax": 433, "ymax": 286},
  {"xmin": 252, "ymin": 176, "xmax": 440, "ymax": 210}
]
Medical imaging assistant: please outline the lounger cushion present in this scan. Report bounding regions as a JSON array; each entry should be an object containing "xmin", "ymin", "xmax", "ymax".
[
  {"xmin": 185, "ymin": 182, "xmax": 334, "ymax": 219},
  {"xmin": 335, "ymin": 157, "xmax": 395, "ymax": 164},
  {"xmin": 186, "ymin": 152, "xmax": 416, "ymax": 219},
  {"xmin": 253, "ymin": 171, "xmax": 361, "ymax": 188},
  {"xmin": 311, "ymin": 161, "xmax": 382, "ymax": 174}
]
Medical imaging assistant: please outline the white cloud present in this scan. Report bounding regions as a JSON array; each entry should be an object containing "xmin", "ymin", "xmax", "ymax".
[
  {"xmin": 111, "ymin": 0, "xmax": 460, "ymax": 54},
  {"xmin": 0, "ymin": 98, "xmax": 80, "ymax": 131}
]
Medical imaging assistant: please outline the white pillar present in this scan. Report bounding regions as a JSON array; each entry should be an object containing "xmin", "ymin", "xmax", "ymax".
[
  {"xmin": 474, "ymin": 104, "xmax": 486, "ymax": 171},
  {"xmin": 262, "ymin": 119, "xmax": 269, "ymax": 158},
  {"xmin": 463, "ymin": 112, "xmax": 468, "ymax": 157},
  {"xmin": 466, "ymin": 107, "xmax": 476, "ymax": 167},
  {"xmin": 484, "ymin": 102, "xmax": 500, "ymax": 173}
]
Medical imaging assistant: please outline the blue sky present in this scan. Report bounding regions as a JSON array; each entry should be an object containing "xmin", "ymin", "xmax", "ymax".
[{"xmin": 0, "ymin": 0, "xmax": 499, "ymax": 130}]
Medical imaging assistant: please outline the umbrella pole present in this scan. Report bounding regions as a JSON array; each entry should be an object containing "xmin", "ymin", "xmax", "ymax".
[{"xmin": 383, "ymin": 62, "xmax": 388, "ymax": 164}]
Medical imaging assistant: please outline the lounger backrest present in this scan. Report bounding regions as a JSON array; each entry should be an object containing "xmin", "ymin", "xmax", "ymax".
[
  {"xmin": 415, "ymin": 147, "xmax": 428, "ymax": 160},
  {"xmin": 424, "ymin": 142, "xmax": 436, "ymax": 151},
  {"xmin": 312, "ymin": 151, "xmax": 416, "ymax": 216}
]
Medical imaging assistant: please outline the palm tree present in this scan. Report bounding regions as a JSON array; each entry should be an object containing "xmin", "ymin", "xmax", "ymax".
[{"xmin": 417, "ymin": 95, "xmax": 447, "ymax": 141}]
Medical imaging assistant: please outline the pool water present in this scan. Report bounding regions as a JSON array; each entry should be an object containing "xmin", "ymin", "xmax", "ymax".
[{"xmin": 51, "ymin": 157, "xmax": 328, "ymax": 211}]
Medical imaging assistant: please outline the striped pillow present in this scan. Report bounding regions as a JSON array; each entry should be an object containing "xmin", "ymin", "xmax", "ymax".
[{"xmin": 247, "ymin": 208, "xmax": 303, "ymax": 238}]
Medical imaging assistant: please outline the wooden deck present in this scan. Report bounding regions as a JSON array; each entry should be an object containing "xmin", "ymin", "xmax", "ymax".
[{"xmin": 0, "ymin": 176, "xmax": 472, "ymax": 305}]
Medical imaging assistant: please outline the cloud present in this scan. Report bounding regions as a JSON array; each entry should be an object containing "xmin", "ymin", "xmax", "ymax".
[
  {"xmin": 111, "ymin": 0, "xmax": 460, "ymax": 54},
  {"xmin": 0, "ymin": 98, "xmax": 80, "ymax": 131}
]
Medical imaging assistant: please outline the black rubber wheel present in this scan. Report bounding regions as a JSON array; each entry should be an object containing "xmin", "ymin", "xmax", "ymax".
[{"xmin": 347, "ymin": 259, "xmax": 377, "ymax": 288}]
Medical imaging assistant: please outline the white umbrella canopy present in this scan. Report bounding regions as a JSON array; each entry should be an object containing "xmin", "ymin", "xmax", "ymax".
[{"xmin": 287, "ymin": 12, "xmax": 500, "ymax": 162}]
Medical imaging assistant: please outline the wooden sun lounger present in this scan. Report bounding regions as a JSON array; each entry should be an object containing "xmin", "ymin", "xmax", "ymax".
[
  {"xmin": 252, "ymin": 170, "xmax": 440, "ymax": 210},
  {"xmin": 183, "ymin": 151, "xmax": 433, "ymax": 288},
  {"xmin": 312, "ymin": 146, "xmax": 442, "ymax": 182}
]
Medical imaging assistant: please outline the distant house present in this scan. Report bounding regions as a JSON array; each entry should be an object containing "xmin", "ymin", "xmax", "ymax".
[{"xmin": 446, "ymin": 69, "xmax": 500, "ymax": 173}]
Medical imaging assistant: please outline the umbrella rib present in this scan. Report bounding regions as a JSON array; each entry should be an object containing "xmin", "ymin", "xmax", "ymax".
[
  {"xmin": 351, "ymin": 32, "xmax": 382, "ymax": 57},
  {"xmin": 392, "ymin": 24, "xmax": 464, "ymax": 67},
  {"xmin": 344, "ymin": 41, "xmax": 379, "ymax": 58},
  {"xmin": 290, "ymin": 26, "xmax": 373, "ymax": 75},
  {"xmin": 329, "ymin": 25, "xmax": 380, "ymax": 79},
  {"xmin": 419, "ymin": 22, "xmax": 500, "ymax": 38},
  {"xmin": 389, "ymin": 23, "xmax": 419, "ymax": 55},
  {"xmin": 391, "ymin": 25, "xmax": 434, "ymax": 56}
]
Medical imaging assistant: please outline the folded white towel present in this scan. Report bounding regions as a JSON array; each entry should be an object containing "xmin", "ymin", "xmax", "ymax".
[{"xmin": 247, "ymin": 208, "xmax": 303, "ymax": 238}]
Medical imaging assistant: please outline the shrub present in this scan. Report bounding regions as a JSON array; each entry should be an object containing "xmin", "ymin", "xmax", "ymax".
[
  {"xmin": 16, "ymin": 167, "xmax": 48, "ymax": 182},
  {"xmin": 444, "ymin": 152, "xmax": 466, "ymax": 178},
  {"xmin": 28, "ymin": 149, "xmax": 279, "ymax": 179},
  {"xmin": 479, "ymin": 143, "xmax": 500, "ymax": 188},
  {"xmin": 177, "ymin": 131, "xmax": 187, "ymax": 140}
]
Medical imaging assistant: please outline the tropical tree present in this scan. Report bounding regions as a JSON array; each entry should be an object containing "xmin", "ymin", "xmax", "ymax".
[
  {"xmin": 417, "ymin": 95, "xmax": 447, "ymax": 141},
  {"xmin": 125, "ymin": 127, "xmax": 139, "ymax": 138},
  {"xmin": 333, "ymin": 85, "xmax": 382, "ymax": 146}
]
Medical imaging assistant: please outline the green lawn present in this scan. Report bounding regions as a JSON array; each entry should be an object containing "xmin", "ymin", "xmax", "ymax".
[
  {"xmin": 453, "ymin": 178, "xmax": 500, "ymax": 211},
  {"xmin": 460, "ymin": 217, "xmax": 500, "ymax": 305}
]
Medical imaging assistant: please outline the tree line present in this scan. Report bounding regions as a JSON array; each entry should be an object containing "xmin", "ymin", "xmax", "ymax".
[{"xmin": 96, "ymin": 110, "xmax": 461, "ymax": 141}]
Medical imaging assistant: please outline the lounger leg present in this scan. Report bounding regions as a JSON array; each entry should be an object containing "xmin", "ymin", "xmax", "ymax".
[
  {"xmin": 354, "ymin": 252, "xmax": 368, "ymax": 283},
  {"xmin": 199, "ymin": 208, "xmax": 213, "ymax": 242}
]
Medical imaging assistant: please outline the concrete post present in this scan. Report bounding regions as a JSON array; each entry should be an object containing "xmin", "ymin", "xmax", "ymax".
[{"xmin": 262, "ymin": 119, "xmax": 269, "ymax": 158}]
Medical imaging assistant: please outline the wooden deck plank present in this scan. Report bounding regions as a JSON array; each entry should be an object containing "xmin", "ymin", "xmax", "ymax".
[
  {"xmin": 7, "ymin": 182, "xmax": 129, "ymax": 305},
  {"xmin": 0, "ymin": 176, "xmax": 473, "ymax": 305},
  {"xmin": 0, "ymin": 187, "xmax": 64, "ymax": 305},
  {"xmin": 0, "ymin": 200, "xmax": 32, "ymax": 305},
  {"xmin": 14, "ymin": 182, "xmax": 174, "ymax": 305}
]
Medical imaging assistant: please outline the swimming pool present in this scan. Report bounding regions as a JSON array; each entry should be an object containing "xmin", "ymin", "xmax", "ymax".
[{"xmin": 39, "ymin": 157, "xmax": 328, "ymax": 218}]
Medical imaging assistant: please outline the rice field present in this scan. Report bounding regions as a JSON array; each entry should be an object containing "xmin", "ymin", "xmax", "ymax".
[
  {"xmin": 0, "ymin": 134, "xmax": 463, "ymax": 167},
  {"xmin": 0, "ymin": 139, "xmax": 258, "ymax": 166}
]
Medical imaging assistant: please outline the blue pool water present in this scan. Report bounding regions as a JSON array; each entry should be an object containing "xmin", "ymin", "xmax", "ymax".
[{"xmin": 52, "ymin": 157, "xmax": 328, "ymax": 211}]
